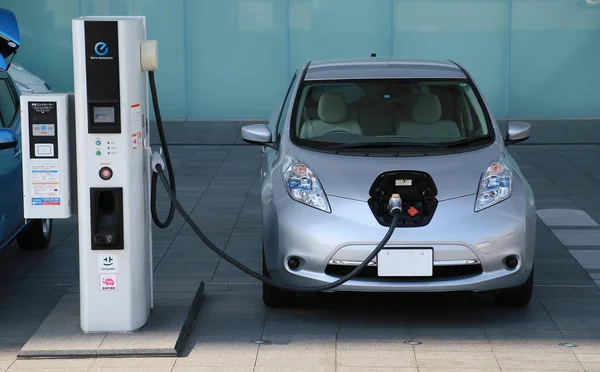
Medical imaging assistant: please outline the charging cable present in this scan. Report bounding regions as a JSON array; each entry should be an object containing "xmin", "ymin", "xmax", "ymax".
[
  {"xmin": 149, "ymin": 71, "xmax": 401, "ymax": 292},
  {"xmin": 149, "ymin": 72, "xmax": 176, "ymax": 228}
]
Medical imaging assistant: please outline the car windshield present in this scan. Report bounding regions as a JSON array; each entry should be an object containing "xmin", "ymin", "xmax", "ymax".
[{"xmin": 291, "ymin": 79, "xmax": 493, "ymax": 153}]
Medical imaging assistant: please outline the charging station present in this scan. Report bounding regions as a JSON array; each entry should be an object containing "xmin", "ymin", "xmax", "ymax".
[
  {"xmin": 72, "ymin": 16, "xmax": 156, "ymax": 332},
  {"xmin": 19, "ymin": 12, "xmax": 396, "ymax": 358}
]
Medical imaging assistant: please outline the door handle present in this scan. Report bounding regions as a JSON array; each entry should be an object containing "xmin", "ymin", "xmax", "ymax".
[{"xmin": 13, "ymin": 148, "xmax": 21, "ymax": 158}]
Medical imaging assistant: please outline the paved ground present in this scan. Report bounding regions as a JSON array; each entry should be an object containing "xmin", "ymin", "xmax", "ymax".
[{"xmin": 1, "ymin": 121, "xmax": 600, "ymax": 371}]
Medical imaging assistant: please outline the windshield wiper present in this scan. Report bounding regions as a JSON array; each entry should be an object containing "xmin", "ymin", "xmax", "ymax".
[
  {"xmin": 441, "ymin": 134, "xmax": 493, "ymax": 148},
  {"xmin": 325, "ymin": 142, "xmax": 443, "ymax": 151}
]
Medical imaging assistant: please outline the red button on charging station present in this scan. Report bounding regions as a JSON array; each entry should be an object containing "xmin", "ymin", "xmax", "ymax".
[{"xmin": 99, "ymin": 167, "xmax": 113, "ymax": 180}]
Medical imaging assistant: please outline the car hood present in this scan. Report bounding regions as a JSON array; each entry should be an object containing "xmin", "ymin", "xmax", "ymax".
[{"xmin": 288, "ymin": 143, "xmax": 503, "ymax": 202}]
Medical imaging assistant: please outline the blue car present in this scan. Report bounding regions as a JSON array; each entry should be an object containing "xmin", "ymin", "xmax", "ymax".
[{"xmin": 0, "ymin": 9, "xmax": 52, "ymax": 251}]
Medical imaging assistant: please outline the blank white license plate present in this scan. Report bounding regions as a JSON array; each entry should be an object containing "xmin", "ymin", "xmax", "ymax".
[{"xmin": 377, "ymin": 249, "xmax": 433, "ymax": 277}]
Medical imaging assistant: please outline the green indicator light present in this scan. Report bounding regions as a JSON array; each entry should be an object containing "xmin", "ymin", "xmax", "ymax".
[{"xmin": 96, "ymin": 151, "xmax": 101, "ymax": 156}]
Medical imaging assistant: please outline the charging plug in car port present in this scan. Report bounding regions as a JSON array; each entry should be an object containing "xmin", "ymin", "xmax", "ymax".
[{"xmin": 368, "ymin": 171, "xmax": 439, "ymax": 227}]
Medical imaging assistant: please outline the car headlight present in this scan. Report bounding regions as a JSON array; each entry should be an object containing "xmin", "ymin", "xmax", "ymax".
[
  {"xmin": 475, "ymin": 158, "xmax": 512, "ymax": 212},
  {"xmin": 282, "ymin": 155, "xmax": 331, "ymax": 213},
  {"xmin": 15, "ymin": 81, "xmax": 33, "ymax": 93}
]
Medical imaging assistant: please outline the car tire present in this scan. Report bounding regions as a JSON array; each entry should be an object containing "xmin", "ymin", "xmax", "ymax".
[
  {"xmin": 16, "ymin": 219, "xmax": 52, "ymax": 250},
  {"xmin": 262, "ymin": 250, "xmax": 295, "ymax": 308},
  {"xmin": 494, "ymin": 268, "xmax": 534, "ymax": 308}
]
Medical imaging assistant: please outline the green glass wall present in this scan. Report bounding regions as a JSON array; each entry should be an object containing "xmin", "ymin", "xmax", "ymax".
[{"xmin": 6, "ymin": 0, "xmax": 600, "ymax": 119}]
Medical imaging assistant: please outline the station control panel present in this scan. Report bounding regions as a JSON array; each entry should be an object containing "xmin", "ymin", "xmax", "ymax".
[{"xmin": 21, "ymin": 94, "xmax": 71, "ymax": 219}]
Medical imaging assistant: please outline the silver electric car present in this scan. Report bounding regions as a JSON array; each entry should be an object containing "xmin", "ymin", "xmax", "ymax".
[{"xmin": 241, "ymin": 58, "xmax": 535, "ymax": 308}]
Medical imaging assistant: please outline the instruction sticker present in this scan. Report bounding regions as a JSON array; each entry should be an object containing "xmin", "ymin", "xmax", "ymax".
[
  {"xmin": 31, "ymin": 165, "xmax": 60, "ymax": 205},
  {"xmin": 100, "ymin": 274, "xmax": 117, "ymax": 291},
  {"xmin": 98, "ymin": 254, "xmax": 118, "ymax": 273},
  {"xmin": 131, "ymin": 103, "xmax": 142, "ymax": 151}
]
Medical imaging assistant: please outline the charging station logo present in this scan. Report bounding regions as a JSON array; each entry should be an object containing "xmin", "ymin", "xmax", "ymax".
[{"xmin": 94, "ymin": 42, "xmax": 108, "ymax": 56}]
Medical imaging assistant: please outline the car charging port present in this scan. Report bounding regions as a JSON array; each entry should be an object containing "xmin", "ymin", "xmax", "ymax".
[{"xmin": 368, "ymin": 171, "xmax": 438, "ymax": 227}]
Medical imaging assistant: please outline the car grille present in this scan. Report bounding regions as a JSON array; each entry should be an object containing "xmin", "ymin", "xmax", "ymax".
[{"xmin": 325, "ymin": 264, "xmax": 483, "ymax": 281}]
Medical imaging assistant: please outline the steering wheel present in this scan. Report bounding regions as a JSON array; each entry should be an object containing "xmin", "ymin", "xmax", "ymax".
[{"xmin": 321, "ymin": 127, "xmax": 356, "ymax": 136}]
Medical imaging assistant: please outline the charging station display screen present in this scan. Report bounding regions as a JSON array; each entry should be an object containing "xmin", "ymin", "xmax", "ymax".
[
  {"xmin": 93, "ymin": 106, "xmax": 116, "ymax": 123},
  {"xmin": 28, "ymin": 102, "xmax": 58, "ymax": 159},
  {"xmin": 85, "ymin": 21, "xmax": 121, "ymax": 133}
]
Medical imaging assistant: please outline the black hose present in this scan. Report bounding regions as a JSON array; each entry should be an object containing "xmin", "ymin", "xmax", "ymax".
[
  {"xmin": 149, "ymin": 71, "xmax": 176, "ymax": 228},
  {"xmin": 155, "ymin": 162, "xmax": 400, "ymax": 293},
  {"xmin": 149, "ymin": 69, "xmax": 401, "ymax": 292}
]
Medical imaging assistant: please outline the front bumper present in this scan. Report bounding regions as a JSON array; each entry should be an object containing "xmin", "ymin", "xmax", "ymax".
[{"xmin": 262, "ymin": 192, "xmax": 536, "ymax": 293}]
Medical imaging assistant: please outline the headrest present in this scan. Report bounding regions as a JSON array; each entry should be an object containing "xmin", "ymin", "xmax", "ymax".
[
  {"xmin": 412, "ymin": 94, "xmax": 442, "ymax": 124},
  {"xmin": 318, "ymin": 92, "xmax": 347, "ymax": 123}
]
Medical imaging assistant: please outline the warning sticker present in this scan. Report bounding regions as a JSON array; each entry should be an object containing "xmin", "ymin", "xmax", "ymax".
[
  {"xmin": 100, "ymin": 274, "xmax": 117, "ymax": 291},
  {"xmin": 31, "ymin": 165, "xmax": 60, "ymax": 206},
  {"xmin": 99, "ymin": 254, "xmax": 118, "ymax": 273},
  {"xmin": 131, "ymin": 103, "xmax": 142, "ymax": 151}
]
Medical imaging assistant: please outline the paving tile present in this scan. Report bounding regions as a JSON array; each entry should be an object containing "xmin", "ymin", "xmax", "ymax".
[
  {"xmin": 576, "ymin": 354, "xmax": 600, "ymax": 362},
  {"xmin": 561, "ymin": 329, "xmax": 600, "ymax": 354},
  {"xmin": 541, "ymin": 298, "xmax": 600, "ymax": 330},
  {"xmin": 336, "ymin": 340, "xmax": 410, "ymax": 350},
  {"xmin": 537, "ymin": 209, "xmax": 599, "ymax": 227},
  {"xmin": 0, "ymin": 353, "xmax": 15, "ymax": 361},
  {"xmin": 174, "ymin": 348, "xmax": 258, "ymax": 367},
  {"xmin": 91, "ymin": 357, "xmax": 176, "ymax": 368},
  {"xmin": 415, "ymin": 358, "xmax": 499, "ymax": 370},
  {"xmin": 417, "ymin": 370, "xmax": 494, "ymax": 372},
  {"xmin": 497, "ymin": 360, "xmax": 583, "ymax": 371},
  {"xmin": 8, "ymin": 368, "xmax": 88, "ymax": 372},
  {"xmin": 489, "ymin": 338, "xmax": 573, "ymax": 353},
  {"xmin": 337, "ymin": 368, "xmax": 417, "ymax": 372},
  {"xmin": 180, "ymin": 335, "xmax": 259, "ymax": 356},
  {"xmin": 173, "ymin": 368, "xmax": 253, "ymax": 372},
  {"xmin": 552, "ymin": 230, "xmax": 600, "ymax": 247},
  {"xmin": 256, "ymin": 349, "xmax": 335, "ymax": 366},
  {"xmin": 337, "ymin": 350, "xmax": 415, "ymax": 359},
  {"xmin": 336, "ymin": 327, "xmax": 411, "ymax": 341},
  {"xmin": 258, "ymin": 334, "xmax": 335, "ymax": 350},
  {"xmin": 398, "ymin": 328, "xmax": 490, "ymax": 352},
  {"xmin": 336, "ymin": 349, "xmax": 416, "ymax": 368},
  {"xmin": 570, "ymin": 250, "xmax": 600, "ymax": 269},
  {"xmin": 410, "ymin": 328, "xmax": 488, "ymax": 339},
  {"xmin": 480, "ymin": 307, "xmax": 559, "ymax": 330},
  {"xmin": 493, "ymin": 351, "xmax": 579, "ymax": 362},
  {"xmin": 255, "ymin": 350, "xmax": 334, "ymax": 369},
  {"xmin": 89, "ymin": 368, "xmax": 173, "ymax": 372},
  {"xmin": 580, "ymin": 362, "xmax": 600, "ymax": 372},
  {"xmin": 254, "ymin": 366, "xmax": 335, "ymax": 372},
  {"xmin": 9, "ymin": 358, "xmax": 95, "ymax": 369},
  {"xmin": 415, "ymin": 351, "xmax": 496, "ymax": 361},
  {"xmin": 0, "ymin": 361, "xmax": 12, "ymax": 372},
  {"xmin": 337, "ymin": 357, "xmax": 416, "ymax": 369}
]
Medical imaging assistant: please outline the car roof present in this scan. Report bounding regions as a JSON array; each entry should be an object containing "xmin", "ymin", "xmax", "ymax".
[{"xmin": 304, "ymin": 58, "xmax": 467, "ymax": 81}]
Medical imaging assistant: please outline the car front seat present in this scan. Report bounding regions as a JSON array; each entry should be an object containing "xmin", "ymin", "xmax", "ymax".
[
  {"xmin": 396, "ymin": 93, "xmax": 461, "ymax": 140},
  {"xmin": 300, "ymin": 92, "xmax": 362, "ymax": 138}
]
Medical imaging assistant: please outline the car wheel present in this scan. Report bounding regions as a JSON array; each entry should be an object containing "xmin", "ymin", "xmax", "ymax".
[
  {"xmin": 16, "ymin": 219, "xmax": 52, "ymax": 250},
  {"xmin": 262, "ymin": 250, "xmax": 295, "ymax": 308},
  {"xmin": 494, "ymin": 268, "xmax": 534, "ymax": 308}
]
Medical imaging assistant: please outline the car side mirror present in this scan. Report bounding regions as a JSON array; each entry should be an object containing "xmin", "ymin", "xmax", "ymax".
[
  {"xmin": 0, "ymin": 128, "xmax": 18, "ymax": 150},
  {"xmin": 241, "ymin": 124, "xmax": 278, "ymax": 150},
  {"xmin": 505, "ymin": 121, "xmax": 531, "ymax": 146}
]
